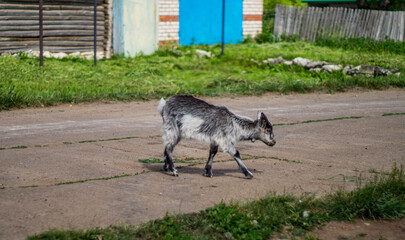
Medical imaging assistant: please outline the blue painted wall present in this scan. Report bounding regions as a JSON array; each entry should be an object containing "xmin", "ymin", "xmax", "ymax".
[
  {"xmin": 179, "ymin": 0, "xmax": 243, "ymax": 45},
  {"xmin": 113, "ymin": 0, "xmax": 158, "ymax": 57}
]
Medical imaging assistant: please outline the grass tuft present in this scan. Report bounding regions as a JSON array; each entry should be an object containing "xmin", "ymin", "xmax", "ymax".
[
  {"xmin": 138, "ymin": 158, "xmax": 163, "ymax": 163},
  {"xmin": 323, "ymin": 164, "xmax": 405, "ymax": 221}
]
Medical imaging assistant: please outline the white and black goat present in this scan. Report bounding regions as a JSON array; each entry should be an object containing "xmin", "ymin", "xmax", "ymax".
[{"xmin": 157, "ymin": 95, "xmax": 276, "ymax": 179}]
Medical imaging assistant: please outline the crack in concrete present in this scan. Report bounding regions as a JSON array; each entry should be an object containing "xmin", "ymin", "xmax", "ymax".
[
  {"xmin": 0, "ymin": 154, "xmax": 300, "ymax": 190},
  {"xmin": 0, "ymin": 115, "xmax": 374, "ymax": 150}
]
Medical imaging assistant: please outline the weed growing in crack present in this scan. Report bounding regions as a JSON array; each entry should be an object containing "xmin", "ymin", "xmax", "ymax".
[
  {"xmin": 382, "ymin": 112, "xmax": 405, "ymax": 116},
  {"xmin": 138, "ymin": 157, "xmax": 202, "ymax": 164},
  {"xmin": 9, "ymin": 145, "xmax": 27, "ymax": 149},
  {"xmin": 138, "ymin": 158, "xmax": 163, "ymax": 163}
]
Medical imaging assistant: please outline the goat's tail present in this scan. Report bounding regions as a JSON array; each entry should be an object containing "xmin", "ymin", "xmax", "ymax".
[{"xmin": 157, "ymin": 97, "xmax": 166, "ymax": 115}]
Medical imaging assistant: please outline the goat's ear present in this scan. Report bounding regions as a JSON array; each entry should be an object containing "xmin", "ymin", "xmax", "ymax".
[
  {"xmin": 256, "ymin": 111, "xmax": 262, "ymax": 127},
  {"xmin": 258, "ymin": 113, "xmax": 270, "ymax": 128},
  {"xmin": 261, "ymin": 112, "xmax": 269, "ymax": 123},
  {"xmin": 257, "ymin": 111, "xmax": 262, "ymax": 120}
]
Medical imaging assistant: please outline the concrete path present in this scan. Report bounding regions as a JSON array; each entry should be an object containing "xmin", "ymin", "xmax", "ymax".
[{"xmin": 1, "ymin": 89, "xmax": 404, "ymax": 239}]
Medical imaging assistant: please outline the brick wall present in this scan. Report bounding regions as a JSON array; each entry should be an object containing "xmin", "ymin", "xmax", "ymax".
[
  {"xmin": 243, "ymin": 0, "xmax": 263, "ymax": 38},
  {"xmin": 158, "ymin": 0, "xmax": 179, "ymax": 44},
  {"xmin": 158, "ymin": 0, "xmax": 262, "ymax": 45}
]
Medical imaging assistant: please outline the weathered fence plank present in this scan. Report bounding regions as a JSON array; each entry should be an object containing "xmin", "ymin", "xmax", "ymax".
[
  {"xmin": 274, "ymin": 4, "xmax": 283, "ymax": 36},
  {"xmin": 274, "ymin": 4, "xmax": 405, "ymax": 42},
  {"xmin": 399, "ymin": 12, "xmax": 405, "ymax": 41}
]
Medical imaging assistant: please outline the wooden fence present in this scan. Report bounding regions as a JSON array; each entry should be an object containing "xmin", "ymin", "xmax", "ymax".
[
  {"xmin": 0, "ymin": 0, "xmax": 113, "ymax": 56},
  {"xmin": 274, "ymin": 4, "xmax": 405, "ymax": 42}
]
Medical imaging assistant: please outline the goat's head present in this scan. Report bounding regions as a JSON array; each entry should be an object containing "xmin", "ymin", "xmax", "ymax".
[{"xmin": 254, "ymin": 111, "xmax": 276, "ymax": 147}]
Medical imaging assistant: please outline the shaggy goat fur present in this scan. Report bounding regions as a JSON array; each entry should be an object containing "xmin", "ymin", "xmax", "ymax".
[{"xmin": 158, "ymin": 95, "xmax": 276, "ymax": 178}]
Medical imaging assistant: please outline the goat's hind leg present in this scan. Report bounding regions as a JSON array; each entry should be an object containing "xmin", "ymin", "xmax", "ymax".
[
  {"xmin": 162, "ymin": 122, "xmax": 180, "ymax": 176},
  {"xmin": 163, "ymin": 134, "xmax": 180, "ymax": 176},
  {"xmin": 204, "ymin": 143, "xmax": 218, "ymax": 177},
  {"xmin": 164, "ymin": 144, "xmax": 178, "ymax": 176}
]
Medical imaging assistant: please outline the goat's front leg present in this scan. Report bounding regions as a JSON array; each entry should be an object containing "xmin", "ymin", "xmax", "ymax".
[
  {"xmin": 204, "ymin": 143, "xmax": 218, "ymax": 177},
  {"xmin": 227, "ymin": 148, "xmax": 253, "ymax": 179}
]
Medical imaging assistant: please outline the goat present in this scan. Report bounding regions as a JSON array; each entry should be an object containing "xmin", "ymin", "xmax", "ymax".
[{"xmin": 157, "ymin": 95, "xmax": 276, "ymax": 179}]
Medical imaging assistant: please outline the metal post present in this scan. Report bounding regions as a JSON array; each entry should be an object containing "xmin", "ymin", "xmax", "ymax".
[
  {"xmin": 39, "ymin": 0, "xmax": 43, "ymax": 66},
  {"xmin": 221, "ymin": 0, "xmax": 226, "ymax": 56},
  {"xmin": 94, "ymin": 0, "xmax": 97, "ymax": 66}
]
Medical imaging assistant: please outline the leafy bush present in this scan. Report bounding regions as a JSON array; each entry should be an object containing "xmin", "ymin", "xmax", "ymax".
[{"xmin": 254, "ymin": 32, "xmax": 277, "ymax": 43}]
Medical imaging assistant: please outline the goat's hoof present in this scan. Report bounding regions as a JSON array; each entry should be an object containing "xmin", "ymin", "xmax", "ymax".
[
  {"xmin": 245, "ymin": 174, "xmax": 253, "ymax": 179},
  {"xmin": 203, "ymin": 173, "xmax": 213, "ymax": 178},
  {"xmin": 171, "ymin": 171, "xmax": 179, "ymax": 177}
]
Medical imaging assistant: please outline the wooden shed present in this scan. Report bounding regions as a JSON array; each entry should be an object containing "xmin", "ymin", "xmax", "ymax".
[{"xmin": 0, "ymin": 0, "xmax": 113, "ymax": 57}]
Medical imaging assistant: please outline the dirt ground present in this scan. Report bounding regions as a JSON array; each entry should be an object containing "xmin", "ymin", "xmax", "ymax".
[{"xmin": 0, "ymin": 89, "xmax": 404, "ymax": 240}]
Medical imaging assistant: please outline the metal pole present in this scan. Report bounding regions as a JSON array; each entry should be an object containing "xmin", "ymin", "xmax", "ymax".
[
  {"xmin": 39, "ymin": 0, "xmax": 43, "ymax": 66},
  {"xmin": 221, "ymin": 0, "xmax": 225, "ymax": 56},
  {"xmin": 94, "ymin": 0, "xmax": 97, "ymax": 66}
]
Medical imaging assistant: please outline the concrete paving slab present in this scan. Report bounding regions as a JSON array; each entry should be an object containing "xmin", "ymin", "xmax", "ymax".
[{"xmin": 0, "ymin": 89, "xmax": 405, "ymax": 239}]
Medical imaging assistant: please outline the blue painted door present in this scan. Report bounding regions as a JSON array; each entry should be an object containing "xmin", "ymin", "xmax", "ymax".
[{"xmin": 179, "ymin": 0, "xmax": 243, "ymax": 45}]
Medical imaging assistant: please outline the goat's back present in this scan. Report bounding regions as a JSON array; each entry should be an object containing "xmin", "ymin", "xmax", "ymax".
[
  {"xmin": 163, "ymin": 95, "xmax": 230, "ymax": 119},
  {"xmin": 161, "ymin": 95, "xmax": 235, "ymax": 137}
]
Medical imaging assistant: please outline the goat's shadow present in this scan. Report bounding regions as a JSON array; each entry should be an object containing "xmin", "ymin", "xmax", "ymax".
[{"xmin": 142, "ymin": 162, "xmax": 263, "ymax": 179}]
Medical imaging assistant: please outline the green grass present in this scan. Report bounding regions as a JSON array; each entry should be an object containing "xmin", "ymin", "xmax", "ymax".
[
  {"xmin": 78, "ymin": 140, "xmax": 97, "ymax": 143},
  {"xmin": 382, "ymin": 112, "xmax": 405, "ymax": 116},
  {"xmin": 9, "ymin": 145, "xmax": 27, "ymax": 149},
  {"xmin": 315, "ymin": 37, "xmax": 405, "ymax": 55},
  {"xmin": 138, "ymin": 158, "xmax": 163, "ymax": 163},
  {"xmin": 29, "ymin": 165, "xmax": 405, "ymax": 240},
  {"xmin": 322, "ymin": 164, "xmax": 405, "ymax": 220},
  {"xmin": 1, "ymin": 41, "xmax": 404, "ymax": 110}
]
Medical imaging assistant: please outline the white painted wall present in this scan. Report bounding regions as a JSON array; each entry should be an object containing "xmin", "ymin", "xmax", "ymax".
[{"xmin": 113, "ymin": 0, "xmax": 158, "ymax": 56}]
